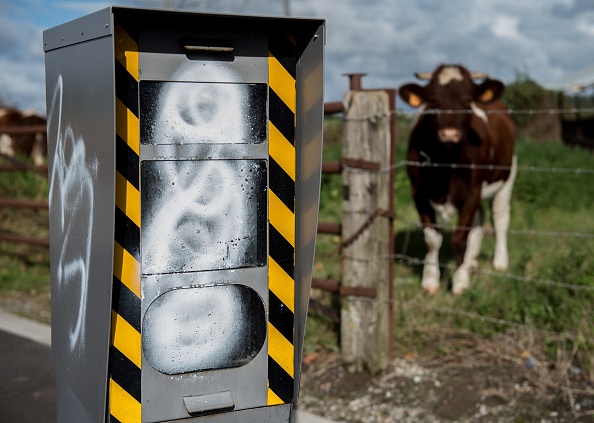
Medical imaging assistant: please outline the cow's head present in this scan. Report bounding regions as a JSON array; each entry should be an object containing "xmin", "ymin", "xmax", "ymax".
[{"xmin": 399, "ymin": 64, "xmax": 505, "ymax": 144}]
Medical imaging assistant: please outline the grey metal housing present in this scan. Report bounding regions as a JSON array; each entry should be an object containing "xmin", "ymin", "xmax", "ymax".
[{"xmin": 45, "ymin": 6, "xmax": 324, "ymax": 423}]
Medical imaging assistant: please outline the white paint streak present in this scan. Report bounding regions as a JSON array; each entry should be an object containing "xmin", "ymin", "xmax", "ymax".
[
  {"xmin": 152, "ymin": 64, "xmax": 247, "ymax": 145},
  {"xmin": 142, "ymin": 62, "xmax": 261, "ymax": 274},
  {"xmin": 142, "ymin": 160, "xmax": 258, "ymax": 274},
  {"xmin": 143, "ymin": 286, "xmax": 241, "ymax": 374},
  {"xmin": 48, "ymin": 75, "xmax": 98, "ymax": 352}
]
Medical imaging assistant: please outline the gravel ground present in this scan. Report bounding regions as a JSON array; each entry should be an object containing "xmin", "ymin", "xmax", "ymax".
[{"xmin": 299, "ymin": 346, "xmax": 594, "ymax": 423}]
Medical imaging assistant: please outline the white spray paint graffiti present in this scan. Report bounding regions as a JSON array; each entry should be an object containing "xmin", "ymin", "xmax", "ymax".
[
  {"xmin": 141, "ymin": 62, "xmax": 267, "ymax": 374},
  {"xmin": 48, "ymin": 75, "xmax": 99, "ymax": 352},
  {"xmin": 150, "ymin": 64, "xmax": 248, "ymax": 145},
  {"xmin": 141, "ymin": 62, "xmax": 267, "ymax": 146},
  {"xmin": 143, "ymin": 283, "xmax": 266, "ymax": 374},
  {"xmin": 141, "ymin": 159, "xmax": 262, "ymax": 274},
  {"xmin": 143, "ymin": 286, "xmax": 240, "ymax": 374}
]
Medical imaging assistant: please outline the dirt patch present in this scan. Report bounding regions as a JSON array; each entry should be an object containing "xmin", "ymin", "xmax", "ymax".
[
  {"xmin": 299, "ymin": 346, "xmax": 594, "ymax": 422},
  {"xmin": 0, "ymin": 289, "xmax": 51, "ymax": 324}
]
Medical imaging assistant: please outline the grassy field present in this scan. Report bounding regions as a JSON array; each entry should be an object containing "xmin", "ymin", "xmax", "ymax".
[
  {"xmin": 0, "ymin": 167, "xmax": 50, "ymax": 321},
  {"xmin": 310, "ymin": 116, "xmax": 594, "ymax": 377},
  {"xmin": 1, "ymin": 121, "xmax": 594, "ymax": 378}
]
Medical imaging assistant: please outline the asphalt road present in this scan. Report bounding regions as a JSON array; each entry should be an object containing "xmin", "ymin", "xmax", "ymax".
[
  {"xmin": 0, "ymin": 328, "xmax": 56, "ymax": 422},
  {"xmin": 0, "ymin": 309, "xmax": 332, "ymax": 423}
]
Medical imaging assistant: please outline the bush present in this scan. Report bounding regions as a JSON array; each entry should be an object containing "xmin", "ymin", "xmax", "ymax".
[{"xmin": 502, "ymin": 71, "xmax": 560, "ymax": 140}]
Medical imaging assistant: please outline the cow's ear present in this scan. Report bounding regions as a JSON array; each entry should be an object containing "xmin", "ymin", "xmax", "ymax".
[
  {"xmin": 474, "ymin": 79, "xmax": 505, "ymax": 104},
  {"xmin": 399, "ymin": 83, "xmax": 426, "ymax": 108}
]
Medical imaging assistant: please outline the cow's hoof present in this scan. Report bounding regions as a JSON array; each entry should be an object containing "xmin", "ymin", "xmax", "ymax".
[
  {"xmin": 492, "ymin": 257, "xmax": 508, "ymax": 272},
  {"xmin": 421, "ymin": 277, "xmax": 440, "ymax": 294},
  {"xmin": 423, "ymin": 286, "xmax": 439, "ymax": 295},
  {"xmin": 493, "ymin": 249, "xmax": 508, "ymax": 272},
  {"xmin": 452, "ymin": 268, "xmax": 469, "ymax": 295}
]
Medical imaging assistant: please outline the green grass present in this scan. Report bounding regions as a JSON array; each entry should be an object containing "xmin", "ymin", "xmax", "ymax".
[
  {"xmin": 0, "ymin": 170, "xmax": 48, "ymax": 200},
  {"xmin": 2, "ymin": 118, "xmax": 594, "ymax": 374},
  {"xmin": 0, "ymin": 168, "xmax": 50, "ymax": 297},
  {"xmin": 391, "ymin": 138, "xmax": 594, "ymax": 358},
  {"xmin": 0, "ymin": 243, "xmax": 50, "ymax": 293},
  {"xmin": 308, "ymin": 120, "xmax": 594, "ymax": 372}
]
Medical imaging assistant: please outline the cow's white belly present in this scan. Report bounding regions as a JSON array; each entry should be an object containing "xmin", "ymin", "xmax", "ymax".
[
  {"xmin": 429, "ymin": 180, "xmax": 506, "ymax": 221},
  {"xmin": 430, "ymin": 200, "xmax": 456, "ymax": 222}
]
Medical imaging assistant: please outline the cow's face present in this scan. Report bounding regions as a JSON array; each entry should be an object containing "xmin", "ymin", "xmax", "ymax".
[{"xmin": 399, "ymin": 64, "xmax": 505, "ymax": 144}]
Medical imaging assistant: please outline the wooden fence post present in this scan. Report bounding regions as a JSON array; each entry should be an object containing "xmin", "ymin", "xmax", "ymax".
[{"xmin": 340, "ymin": 90, "xmax": 392, "ymax": 373}]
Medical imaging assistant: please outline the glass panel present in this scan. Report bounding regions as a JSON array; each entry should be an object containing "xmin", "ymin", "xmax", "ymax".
[
  {"xmin": 141, "ymin": 160, "xmax": 267, "ymax": 275},
  {"xmin": 140, "ymin": 81, "xmax": 267, "ymax": 145},
  {"xmin": 142, "ymin": 284, "xmax": 266, "ymax": 374}
]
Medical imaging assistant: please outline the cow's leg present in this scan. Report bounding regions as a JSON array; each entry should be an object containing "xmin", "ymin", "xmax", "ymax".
[
  {"xmin": 0, "ymin": 134, "xmax": 14, "ymax": 157},
  {"xmin": 492, "ymin": 155, "xmax": 517, "ymax": 271},
  {"xmin": 452, "ymin": 225, "xmax": 483, "ymax": 294},
  {"xmin": 422, "ymin": 226, "xmax": 442, "ymax": 294},
  {"xmin": 31, "ymin": 133, "xmax": 45, "ymax": 166},
  {"xmin": 452, "ymin": 198, "xmax": 483, "ymax": 294},
  {"xmin": 413, "ymin": 190, "xmax": 442, "ymax": 294}
]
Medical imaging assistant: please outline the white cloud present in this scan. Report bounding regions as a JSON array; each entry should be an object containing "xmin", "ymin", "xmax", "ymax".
[
  {"xmin": 0, "ymin": 57, "xmax": 46, "ymax": 112},
  {"xmin": 491, "ymin": 15, "xmax": 522, "ymax": 40},
  {"xmin": 577, "ymin": 16, "xmax": 594, "ymax": 36},
  {"xmin": 3, "ymin": 0, "xmax": 594, "ymax": 112}
]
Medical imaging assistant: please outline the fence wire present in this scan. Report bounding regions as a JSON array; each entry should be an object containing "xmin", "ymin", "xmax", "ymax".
[
  {"xmin": 340, "ymin": 289, "xmax": 578, "ymax": 341},
  {"xmin": 395, "ymin": 107, "xmax": 594, "ymax": 117},
  {"xmin": 396, "ymin": 217, "xmax": 594, "ymax": 240},
  {"xmin": 318, "ymin": 105, "xmax": 594, "ymax": 339},
  {"xmin": 343, "ymin": 160, "xmax": 594, "ymax": 174}
]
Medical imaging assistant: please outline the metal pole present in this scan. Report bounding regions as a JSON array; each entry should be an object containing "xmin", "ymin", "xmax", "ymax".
[{"xmin": 284, "ymin": 0, "xmax": 290, "ymax": 16}]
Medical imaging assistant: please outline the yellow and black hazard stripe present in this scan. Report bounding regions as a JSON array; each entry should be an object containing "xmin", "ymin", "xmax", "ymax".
[
  {"xmin": 109, "ymin": 25, "xmax": 142, "ymax": 423},
  {"xmin": 267, "ymin": 34, "xmax": 297, "ymax": 406}
]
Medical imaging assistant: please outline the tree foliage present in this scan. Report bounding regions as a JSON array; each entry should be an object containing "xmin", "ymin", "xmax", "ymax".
[{"xmin": 502, "ymin": 70, "xmax": 559, "ymax": 139}]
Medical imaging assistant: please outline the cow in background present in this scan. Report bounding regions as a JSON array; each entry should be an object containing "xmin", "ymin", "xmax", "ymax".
[
  {"xmin": 398, "ymin": 64, "xmax": 516, "ymax": 294},
  {"xmin": 0, "ymin": 107, "xmax": 47, "ymax": 166}
]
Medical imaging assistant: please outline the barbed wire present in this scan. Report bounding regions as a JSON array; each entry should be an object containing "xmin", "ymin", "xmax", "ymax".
[
  {"xmin": 396, "ymin": 160, "xmax": 594, "ymax": 174},
  {"xmin": 340, "ymin": 287, "xmax": 578, "ymax": 340},
  {"xmin": 323, "ymin": 105, "xmax": 594, "ymax": 342},
  {"xmin": 395, "ymin": 217, "xmax": 594, "ymax": 240},
  {"xmin": 391, "ymin": 253, "xmax": 594, "ymax": 292},
  {"xmin": 341, "ymin": 160, "xmax": 594, "ymax": 175},
  {"xmin": 394, "ymin": 107, "xmax": 594, "ymax": 117},
  {"xmin": 339, "ymin": 107, "xmax": 594, "ymax": 120},
  {"xmin": 408, "ymin": 303, "xmax": 578, "ymax": 341},
  {"xmin": 338, "ymin": 251, "xmax": 594, "ymax": 292}
]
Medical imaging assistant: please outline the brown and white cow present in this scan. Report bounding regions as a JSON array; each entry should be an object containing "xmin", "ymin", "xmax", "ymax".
[
  {"xmin": 398, "ymin": 64, "xmax": 516, "ymax": 294},
  {"xmin": 0, "ymin": 107, "xmax": 47, "ymax": 166}
]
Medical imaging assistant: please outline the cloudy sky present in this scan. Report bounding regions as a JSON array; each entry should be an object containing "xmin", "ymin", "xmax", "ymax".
[{"xmin": 2, "ymin": 0, "xmax": 594, "ymax": 114}]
